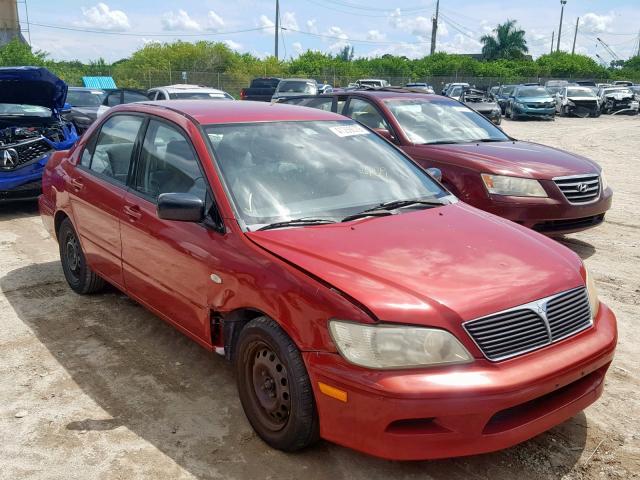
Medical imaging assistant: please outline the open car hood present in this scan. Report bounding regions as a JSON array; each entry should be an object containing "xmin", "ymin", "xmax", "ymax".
[{"xmin": 0, "ymin": 66, "xmax": 68, "ymax": 112}]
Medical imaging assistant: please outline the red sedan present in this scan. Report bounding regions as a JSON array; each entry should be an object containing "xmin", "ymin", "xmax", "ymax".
[
  {"xmin": 39, "ymin": 100, "xmax": 616, "ymax": 460},
  {"xmin": 282, "ymin": 91, "xmax": 612, "ymax": 234}
]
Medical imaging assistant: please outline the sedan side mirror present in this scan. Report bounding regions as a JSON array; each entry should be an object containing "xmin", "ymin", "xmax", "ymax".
[
  {"xmin": 372, "ymin": 128, "xmax": 396, "ymax": 143},
  {"xmin": 157, "ymin": 193, "xmax": 204, "ymax": 222},
  {"xmin": 426, "ymin": 167, "xmax": 443, "ymax": 182}
]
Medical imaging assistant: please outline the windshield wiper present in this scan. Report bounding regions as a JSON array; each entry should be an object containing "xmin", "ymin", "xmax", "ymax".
[
  {"xmin": 469, "ymin": 138, "xmax": 506, "ymax": 143},
  {"xmin": 342, "ymin": 198, "xmax": 444, "ymax": 223},
  {"xmin": 256, "ymin": 218, "xmax": 336, "ymax": 231},
  {"xmin": 421, "ymin": 140, "xmax": 465, "ymax": 145},
  {"xmin": 341, "ymin": 210, "xmax": 394, "ymax": 222}
]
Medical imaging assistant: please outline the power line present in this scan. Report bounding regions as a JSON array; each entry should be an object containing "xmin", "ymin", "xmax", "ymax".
[
  {"xmin": 24, "ymin": 21, "xmax": 272, "ymax": 37},
  {"xmin": 303, "ymin": 0, "xmax": 435, "ymax": 18},
  {"xmin": 281, "ymin": 26, "xmax": 431, "ymax": 45}
]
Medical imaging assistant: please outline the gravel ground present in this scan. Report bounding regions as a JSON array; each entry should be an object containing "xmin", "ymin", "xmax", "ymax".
[{"xmin": 0, "ymin": 115, "xmax": 638, "ymax": 480}]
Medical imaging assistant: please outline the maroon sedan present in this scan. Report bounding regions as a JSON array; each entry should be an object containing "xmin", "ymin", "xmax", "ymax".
[
  {"xmin": 39, "ymin": 101, "xmax": 616, "ymax": 460},
  {"xmin": 283, "ymin": 91, "xmax": 612, "ymax": 234}
]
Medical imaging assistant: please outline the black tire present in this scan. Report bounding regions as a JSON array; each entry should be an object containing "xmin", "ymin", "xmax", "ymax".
[
  {"xmin": 235, "ymin": 316, "xmax": 319, "ymax": 452},
  {"xmin": 58, "ymin": 218, "xmax": 105, "ymax": 294}
]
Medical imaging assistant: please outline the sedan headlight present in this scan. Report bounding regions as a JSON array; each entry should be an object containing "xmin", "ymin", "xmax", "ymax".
[
  {"xmin": 585, "ymin": 268, "xmax": 600, "ymax": 319},
  {"xmin": 481, "ymin": 174, "xmax": 547, "ymax": 197},
  {"xmin": 328, "ymin": 320, "xmax": 473, "ymax": 369},
  {"xmin": 600, "ymin": 169, "xmax": 608, "ymax": 190}
]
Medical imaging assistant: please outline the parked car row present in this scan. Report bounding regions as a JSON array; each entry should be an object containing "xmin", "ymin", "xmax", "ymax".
[
  {"xmin": 1, "ymin": 66, "xmax": 619, "ymax": 462},
  {"xmin": 485, "ymin": 81, "xmax": 639, "ymax": 119}
]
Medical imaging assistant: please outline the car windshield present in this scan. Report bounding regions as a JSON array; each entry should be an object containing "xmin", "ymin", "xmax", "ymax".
[
  {"xmin": 205, "ymin": 120, "xmax": 448, "ymax": 230},
  {"xmin": 516, "ymin": 87, "xmax": 550, "ymax": 97},
  {"xmin": 567, "ymin": 88, "xmax": 596, "ymax": 97},
  {"xmin": 277, "ymin": 81, "xmax": 317, "ymax": 94},
  {"xmin": 449, "ymin": 86, "xmax": 462, "ymax": 96},
  {"xmin": 604, "ymin": 88, "xmax": 632, "ymax": 95},
  {"xmin": 384, "ymin": 98, "xmax": 509, "ymax": 145},
  {"xmin": 169, "ymin": 92, "xmax": 231, "ymax": 99},
  {"xmin": 66, "ymin": 90, "xmax": 105, "ymax": 107},
  {"xmin": 501, "ymin": 86, "xmax": 515, "ymax": 95},
  {"xmin": 0, "ymin": 103, "xmax": 51, "ymax": 117},
  {"xmin": 545, "ymin": 86, "xmax": 562, "ymax": 95}
]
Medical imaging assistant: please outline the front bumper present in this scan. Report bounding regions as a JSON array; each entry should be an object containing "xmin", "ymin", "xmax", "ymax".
[
  {"xmin": 481, "ymin": 185, "xmax": 612, "ymax": 235},
  {"xmin": 305, "ymin": 303, "xmax": 616, "ymax": 460},
  {"xmin": 0, "ymin": 159, "xmax": 47, "ymax": 202},
  {"xmin": 513, "ymin": 104, "xmax": 556, "ymax": 118}
]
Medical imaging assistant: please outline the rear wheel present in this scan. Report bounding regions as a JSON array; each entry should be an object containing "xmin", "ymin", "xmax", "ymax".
[
  {"xmin": 58, "ymin": 218, "xmax": 105, "ymax": 294},
  {"xmin": 235, "ymin": 317, "xmax": 319, "ymax": 452}
]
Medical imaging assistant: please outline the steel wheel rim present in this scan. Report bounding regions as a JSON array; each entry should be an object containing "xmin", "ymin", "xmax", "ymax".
[
  {"xmin": 64, "ymin": 231, "xmax": 82, "ymax": 279},
  {"xmin": 245, "ymin": 341, "xmax": 291, "ymax": 432}
]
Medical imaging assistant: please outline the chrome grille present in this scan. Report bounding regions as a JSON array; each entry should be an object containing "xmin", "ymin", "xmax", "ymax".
[
  {"xmin": 463, "ymin": 287, "xmax": 592, "ymax": 361},
  {"xmin": 0, "ymin": 137, "xmax": 52, "ymax": 171},
  {"xmin": 554, "ymin": 174, "xmax": 600, "ymax": 204}
]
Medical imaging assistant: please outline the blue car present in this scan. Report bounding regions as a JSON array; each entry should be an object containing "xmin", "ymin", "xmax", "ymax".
[
  {"xmin": 505, "ymin": 85, "xmax": 556, "ymax": 120},
  {"xmin": 0, "ymin": 67, "xmax": 78, "ymax": 202}
]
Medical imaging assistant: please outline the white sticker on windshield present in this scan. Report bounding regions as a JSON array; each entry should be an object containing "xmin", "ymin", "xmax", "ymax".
[
  {"xmin": 452, "ymin": 106, "xmax": 469, "ymax": 111},
  {"xmin": 329, "ymin": 124, "xmax": 369, "ymax": 137}
]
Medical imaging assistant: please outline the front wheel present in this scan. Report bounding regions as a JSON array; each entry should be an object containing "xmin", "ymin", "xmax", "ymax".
[
  {"xmin": 235, "ymin": 317, "xmax": 319, "ymax": 452},
  {"xmin": 58, "ymin": 218, "xmax": 105, "ymax": 294}
]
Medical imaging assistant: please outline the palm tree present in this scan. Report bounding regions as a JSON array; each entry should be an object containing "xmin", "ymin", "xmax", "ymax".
[{"xmin": 481, "ymin": 20, "xmax": 528, "ymax": 60}]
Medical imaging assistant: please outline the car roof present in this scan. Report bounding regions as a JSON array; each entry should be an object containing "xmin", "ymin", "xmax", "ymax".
[
  {"xmin": 331, "ymin": 90, "xmax": 443, "ymax": 100},
  {"xmin": 115, "ymin": 100, "xmax": 347, "ymax": 124},
  {"xmin": 151, "ymin": 84, "xmax": 228, "ymax": 94}
]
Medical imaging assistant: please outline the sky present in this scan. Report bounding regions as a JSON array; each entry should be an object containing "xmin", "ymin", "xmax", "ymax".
[{"xmin": 18, "ymin": 0, "xmax": 640, "ymax": 64}]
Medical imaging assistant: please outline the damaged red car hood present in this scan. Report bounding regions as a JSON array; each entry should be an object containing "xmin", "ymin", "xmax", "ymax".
[{"xmin": 247, "ymin": 203, "xmax": 584, "ymax": 328}]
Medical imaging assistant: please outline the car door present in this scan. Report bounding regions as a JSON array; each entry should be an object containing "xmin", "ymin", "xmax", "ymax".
[
  {"xmin": 68, "ymin": 114, "xmax": 145, "ymax": 288},
  {"xmin": 120, "ymin": 117, "xmax": 222, "ymax": 341}
]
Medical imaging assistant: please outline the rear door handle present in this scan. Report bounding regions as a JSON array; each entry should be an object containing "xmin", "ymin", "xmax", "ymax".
[
  {"xmin": 70, "ymin": 178, "xmax": 84, "ymax": 191},
  {"xmin": 123, "ymin": 204, "xmax": 142, "ymax": 221}
]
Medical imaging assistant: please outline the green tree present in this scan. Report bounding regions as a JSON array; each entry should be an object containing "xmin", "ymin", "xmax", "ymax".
[
  {"xmin": 0, "ymin": 38, "xmax": 47, "ymax": 66},
  {"xmin": 481, "ymin": 20, "xmax": 528, "ymax": 61},
  {"xmin": 337, "ymin": 45, "xmax": 354, "ymax": 62}
]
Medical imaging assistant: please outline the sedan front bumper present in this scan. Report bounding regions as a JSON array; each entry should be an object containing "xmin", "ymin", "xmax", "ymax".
[{"xmin": 304, "ymin": 303, "xmax": 616, "ymax": 460}]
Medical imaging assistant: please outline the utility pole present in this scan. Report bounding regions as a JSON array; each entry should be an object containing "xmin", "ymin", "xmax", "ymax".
[
  {"xmin": 557, "ymin": 0, "xmax": 567, "ymax": 52},
  {"xmin": 636, "ymin": 29, "xmax": 640, "ymax": 57},
  {"xmin": 274, "ymin": 0, "xmax": 279, "ymax": 60},
  {"xmin": 550, "ymin": 31, "xmax": 555, "ymax": 54},
  {"xmin": 430, "ymin": 0, "xmax": 440, "ymax": 55},
  {"xmin": 571, "ymin": 16, "xmax": 579, "ymax": 54}
]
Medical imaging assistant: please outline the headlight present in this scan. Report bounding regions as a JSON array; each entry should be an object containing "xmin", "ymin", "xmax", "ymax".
[
  {"xmin": 600, "ymin": 169, "xmax": 608, "ymax": 190},
  {"xmin": 328, "ymin": 320, "xmax": 473, "ymax": 369},
  {"xmin": 492, "ymin": 107, "xmax": 501, "ymax": 115},
  {"xmin": 481, "ymin": 174, "xmax": 547, "ymax": 197},
  {"xmin": 585, "ymin": 268, "xmax": 600, "ymax": 319}
]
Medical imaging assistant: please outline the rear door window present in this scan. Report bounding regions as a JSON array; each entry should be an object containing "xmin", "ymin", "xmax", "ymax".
[
  {"xmin": 344, "ymin": 98, "xmax": 391, "ymax": 130},
  {"xmin": 88, "ymin": 115, "xmax": 144, "ymax": 184}
]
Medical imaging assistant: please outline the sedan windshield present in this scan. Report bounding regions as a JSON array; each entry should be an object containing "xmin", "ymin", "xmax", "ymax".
[
  {"xmin": 500, "ymin": 85, "xmax": 515, "ymax": 95},
  {"xmin": 169, "ymin": 92, "xmax": 232, "ymax": 99},
  {"xmin": 516, "ymin": 87, "xmax": 550, "ymax": 97},
  {"xmin": 0, "ymin": 103, "xmax": 51, "ymax": 117},
  {"xmin": 205, "ymin": 120, "xmax": 449, "ymax": 230},
  {"xmin": 66, "ymin": 90, "xmax": 105, "ymax": 107},
  {"xmin": 567, "ymin": 88, "xmax": 596, "ymax": 97},
  {"xmin": 384, "ymin": 98, "xmax": 509, "ymax": 145},
  {"xmin": 277, "ymin": 81, "xmax": 317, "ymax": 94}
]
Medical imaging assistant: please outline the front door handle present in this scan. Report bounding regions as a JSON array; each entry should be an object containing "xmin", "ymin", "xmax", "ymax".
[
  {"xmin": 123, "ymin": 204, "xmax": 142, "ymax": 221},
  {"xmin": 69, "ymin": 178, "xmax": 84, "ymax": 191}
]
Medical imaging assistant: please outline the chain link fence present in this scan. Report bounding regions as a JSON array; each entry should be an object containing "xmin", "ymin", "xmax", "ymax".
[{"xmin": 58, "ymin": 67, "xmax": 631, "ymax": 97}]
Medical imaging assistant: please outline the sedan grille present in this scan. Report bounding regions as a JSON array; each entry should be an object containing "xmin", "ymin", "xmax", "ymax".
[
  {"xmin": 554, "ymin": 174, "xmax": 600, "ymax": 204},
  {"xmin": 463, "ymin": 288, "xmax": 592, "ymax": 361},
  {"xmin": 0, "ymin": 137, "xmax": 52, "ymax": 171}
]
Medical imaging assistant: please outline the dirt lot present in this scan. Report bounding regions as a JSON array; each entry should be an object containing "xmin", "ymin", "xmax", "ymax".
[{"xmin": 1, "ymin": 115, "xmax": 638, "ymax": 480}]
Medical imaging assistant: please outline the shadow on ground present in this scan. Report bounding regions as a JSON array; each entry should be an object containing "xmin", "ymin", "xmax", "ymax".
[
  {"xmin": 1, "ymin": 261, "xmax": 589, "ymax": 480},
  {"xmin": 557, "ymin": 236, "xmax": 596, "ymax": 261},
  {"xmin": 0, "ymin": 200, "xmax": 39, "ymax": 222}
]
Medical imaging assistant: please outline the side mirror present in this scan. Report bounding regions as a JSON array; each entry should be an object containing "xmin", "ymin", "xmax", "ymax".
[
  {"xmin": 157, "ymin": 193, "xmax": 204, "ymax": 222},
  {"xmin": 372, "ymin": 128, "xmax": 395, "ymax": 143},
  {"xmin": 426, "ymin": 167, "xmax": 443, "ymax": 182},
  {"xmin": 62, "ymin": 102, "xmax": 72, "ymax": 113}
]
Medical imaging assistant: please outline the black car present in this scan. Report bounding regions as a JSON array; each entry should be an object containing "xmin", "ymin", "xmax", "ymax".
[
  {"xmin": 461, "ymin": 88, "xmax": 501, "ymax": 125},
  {"xmin": 63, "ymin": 88, "xmax": 149, "ymax": 133},
  {"xmin": 494, "ymin": 84, "xmax": 517, "ymax": 114}
]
